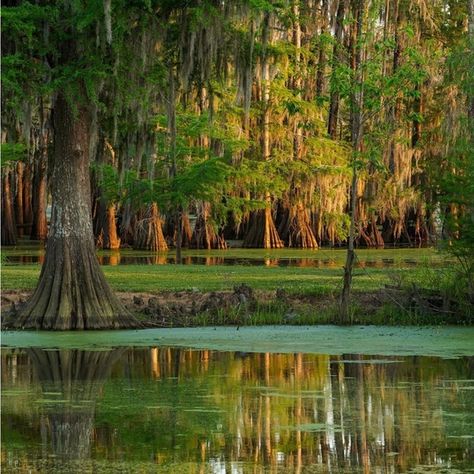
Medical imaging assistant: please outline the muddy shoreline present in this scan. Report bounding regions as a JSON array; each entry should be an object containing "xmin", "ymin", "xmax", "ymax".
[{"xmin": 2, "ymin": 285, "xmax": 384, "ymax": 327}]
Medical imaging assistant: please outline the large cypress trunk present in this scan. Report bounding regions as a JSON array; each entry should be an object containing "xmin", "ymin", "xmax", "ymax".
[
  {"xmin": 22, "ymin": 161, "xmax": 33, "ymax": 235},
  {"xmin": 242, "ymin": 203, "xmax": 284, "ymax": 249},
  {"xmin": 93, "ymin": 139, "xmax": 121, "ymax": 250},
  {"xmin": 11, "ymin": 92, "xmax": 137, "ymax": 330},
  {"xmin": 286, "ymin": 202, "xmax": 319, "ymax": 249}
]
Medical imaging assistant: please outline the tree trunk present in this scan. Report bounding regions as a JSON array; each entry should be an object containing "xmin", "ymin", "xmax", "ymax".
[
  {"xmin": 30, "ymin": 146, "xmax": 48, "ymax": 241},
  {"xmin": 22, "ymin": 161, "xmax": 33, "ymax": 235},
  {"xmin": 1, "ymin": 166, "xmax": 17, "ymax": 246},
  {"xmin": 316, "ymin": 0, "xmax": 329, "ymax": 97},
  {"xmin": 190, "ymin": 202, "xmax": 227, "ymax": 249},
  {"xmin": 327, "ymin": 0, "xmax": 346, "ymax": 138},
  {"xmin": 11, "ymin": 91, "xmax": 137, "ymax": 330},
  {"xmin": 286, "ymin": 2, "xmax": 318, "ymax": 249},
  {"xmin": 340, "ymin": 169, "xmax": 358, "ymax": 322},
  {"xmin": 134, "ymin": 202, "xmax": 168, "ymax": 251},
  {"xmin": 243, "ymin": 13, "xmax": 283, "ymax": 249},
  {"xmin": 93, "ymin": 139, "xmax": 121, "ymax": 250},
  {"xmin": 95, "ymin": 202, "xmax": 121, "ymax": 250},
  {"xmin": 339, "ymin": 0, "xmax": 365, "ymax": 323},
  {"xmin": 243, "ymin": 201, "xmax": 284, "ymax": 248},
  {"xmin": 288, "ymin": 202, "xmax": 319, "ymax": 248},
  {"xmin": 15, "ymin": 161, "xmax": 25, "ymax": 237}
]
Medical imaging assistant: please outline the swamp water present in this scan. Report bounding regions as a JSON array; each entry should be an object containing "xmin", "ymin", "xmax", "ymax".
[
  {"xmin": 2, "ymin": 247, "xmax": 444, "ymax": 269},
  {"xmin": 2, "ymin": 327, "xmax": 474, "ymax": 473}
]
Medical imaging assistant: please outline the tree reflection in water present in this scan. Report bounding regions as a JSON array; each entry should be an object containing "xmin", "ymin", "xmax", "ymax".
[
  {"xmin": 1, "ymin": 348, "xmax": 473, "ymax": 472},
  {"xmin": 27, "ymin": 349, "xmax": 122, "ymax": 464}
]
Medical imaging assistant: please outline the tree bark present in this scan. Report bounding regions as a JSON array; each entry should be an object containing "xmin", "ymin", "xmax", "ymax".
[
  {"xmin": 286, "ymin": 1, "xmax": 318, "ymax": 249},
  {"xmin": 15, "ymin": 161, "xmax": 24, "ymax": 237},
  {"xmin": 95, "ymin": 202, "xmax": 121, "ymax": 250},
  {"xmin": 134, "ymin": 202, "xmax": 168, "ymax": 251},
  {"xmin": 316, "ymin": 0, "xmax": 329, "ymax": 97},
  {"xmin": 243, "ymin": 204, "xmax": 284, "ymax": 248},
  {"xmin": 2, "ymin": 166, "xmax": 17, "ymax": 246},
  {"xmin": 30, "ymin": 146, "xmax": 48, "ymax": 241},
  {"xmin": 190, "ymin": 202, "xmax": 227, "ymax": 249},
  {"xmin": 327, "ymin": 0, "xmax": 346, "ymax": 138},
  {"xmin": 287, "ymin": 202, "xmax": 319, "ymax": 248},
  {"xmin": 10, "ymin": 91, "xmax": 137, "ymax": 330},
  {"xmin": 22, "ymin": 161, "xmax": 33, "ymax": 235}
]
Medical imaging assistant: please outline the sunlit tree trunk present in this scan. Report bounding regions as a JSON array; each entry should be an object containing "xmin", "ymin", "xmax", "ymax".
[
  {"xmin": 93, "ymin": 139, "xmax": 121, "ymax": 250},
  {"xmin": 286, "ymin": 1, "xmax": 318, "ymax": 249},
  {"xmin": 134, "ymin": 202, "xmax": 168, "ymax": 251},
  {"xmin": 243, "ymin": 13, "xmax": 283, "ymax": 249}
]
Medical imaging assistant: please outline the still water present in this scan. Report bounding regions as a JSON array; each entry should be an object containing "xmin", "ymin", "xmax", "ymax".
[
  {"xmin": 2, "ymin": 346, "xmax": 473, "ymax": 473},
  {"xmin": 2, "ymin": 247, "xmax": 444, "ymax": 268},
  {"xmin": 4, "ymin": 254, "xmax": 423, "ymax": 268}
]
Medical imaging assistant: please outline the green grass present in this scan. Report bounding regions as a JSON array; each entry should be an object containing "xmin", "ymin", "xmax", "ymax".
[{"xmin": 2, "ymin": 262, "xmax": 402, "ymax": 294}]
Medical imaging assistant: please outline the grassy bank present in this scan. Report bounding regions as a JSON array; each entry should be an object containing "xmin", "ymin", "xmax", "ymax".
[
  {"xmin": 2, "ymin": 247, "xmax": 471, "ymax": 326},
  {"xmin": 3, "ymin": 263, "xmax": 471, "ymax": 326}
]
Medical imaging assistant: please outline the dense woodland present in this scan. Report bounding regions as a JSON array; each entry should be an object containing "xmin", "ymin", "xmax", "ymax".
[{"xmin": 1, "ymin": 0, "xmax": 473, "ymax": 328}]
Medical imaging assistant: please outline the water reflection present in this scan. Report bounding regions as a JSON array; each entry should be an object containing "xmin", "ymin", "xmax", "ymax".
[
  {"xmin": 4, "ymin": 254, "xmax": 426, "ymax": 268},
  {"xmin": 2, "ymin": 348, "xmax": 473, "ymax": 472}
]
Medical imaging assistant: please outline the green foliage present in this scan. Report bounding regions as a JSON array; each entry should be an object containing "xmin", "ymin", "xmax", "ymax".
[{"xmin": 1, "ymin": 143, "xmax": 27, "ymax": 167}]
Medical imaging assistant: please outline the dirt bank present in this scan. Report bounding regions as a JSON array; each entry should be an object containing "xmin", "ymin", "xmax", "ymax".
[{"xmin": 1, "ymin": 285, "xmax": 384, "ymax": 327}]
